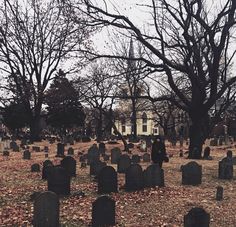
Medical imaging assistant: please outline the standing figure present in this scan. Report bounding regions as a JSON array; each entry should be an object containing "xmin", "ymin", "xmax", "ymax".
[{"xmin": 151, "ymin": 136, "xmax": 167, "ymax": 168}]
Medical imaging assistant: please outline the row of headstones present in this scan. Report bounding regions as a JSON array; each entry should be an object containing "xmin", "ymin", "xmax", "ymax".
[{"xmin": 33, "ymin": 191, "xmax": 211, "ymax": 227}]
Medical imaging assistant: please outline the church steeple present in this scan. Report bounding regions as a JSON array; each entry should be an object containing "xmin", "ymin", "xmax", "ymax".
[{"xmin": 127, "ymin": 37, "xmax": 136, "ymax": 70}]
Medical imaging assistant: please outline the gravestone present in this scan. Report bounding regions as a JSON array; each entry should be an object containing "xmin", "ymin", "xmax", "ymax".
[
  {"xmin": 33, "ymin": 146, "xmax": 41, "ymax": 152},
  {"xmin": 47, "ymin": 166, "xmax": 71, "ymax": 195},
  {"xmin": 31, "ymin": 164, "xmax": 41, "ymax": 172},
  {"xmin": 10, "ymin": 141, "xmax": 17, "ymax": 150},
  {"xmin": 61, "ymin": 156, "xmax": 76, "ymax": 177},
  {"xmin": 90, "ymin": 160, "xmax": 107, "ymax": 176},
  {"xmin": 33, "ymin": 191, "xmax": 59, "ymax": 227},
  {"xmin": 92, "ymin": 196, "xmax": 115, "ymax": 227},
  {"xmin": 42, "ymin": 162, "xmax": 54, "ymax": 180},
  {"xmin": 56, "ymin": 143, "xmax": 65, "ymax": 157},
  {"xmin": 67, "ymin": 147, "xmax": 74, "ymax": 156},
  {"xmin": 99, "ymin": 143, "xmax": 106, "ymax": 155},
  {"xmin": 143, "ymin": 153, "xmax": 151, "ymax": 162},
  {"xmin": 184, "ymin": 207, "xmax": 210, "ymax": 227},
  {"xmin": 131, "ymin": 155, "xmax": 141, "ymax": 164},
  {"xmin": 125, "ymin": 164, "xmax": 143, "ymax": 191},
  {"xmin": 218, "ymin": 157, "xmax": 233, "ymax": 179},
  {"xmin": 23, "ymin": 150, "xmax": 31, "ymax": 160},
  {"xmin": 182, "ymin": 161, "xmax": 202, "ymax": 185},
  {"xmin": 216, "ymin": 186, "xmax": 223, "ymax": 201},
  {"xmin": 179, "ymin": 150, "xmax": 183, "ymax": 157},
  {"xmin": 117, "ymin": 154, "xmax": 131, "ymax": 173},
  {"xmin": 143, "ymin": 164, "xmax": 164, "ymax": 187},
  {"xmin": 87, "ymin": 144, "xmax": 100, "ymax": 165},
  {"xmin": 203, "ymin": 147, "xmax": 212, "ymax": 160},
  {"xmin": 98, "ymin": 166, "xmax": 117, "ymax": 194},
  {"xmin": 111, "ymin": 147, "xmax": 121, "ymax": 164}
]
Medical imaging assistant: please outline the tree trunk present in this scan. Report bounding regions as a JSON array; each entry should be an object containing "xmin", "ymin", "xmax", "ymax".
[
  {"xmin": 188, "ymin": 115, "xmax": 209, "ymax": 159},
  {"xmin": 30, "ymin": 116, "xmax": 41, "ymax": 142},
  {"xmin": 131, "ymin": 99, "xmax": 137, "ymax": 139},
  {"xmin": 96, "ymin": 110, "xmax": 103, "ymax": 142}
]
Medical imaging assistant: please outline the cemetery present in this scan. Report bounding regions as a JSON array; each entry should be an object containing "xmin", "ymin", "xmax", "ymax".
[{"xmin": 0, "ymin": 137, "xmax": 236, "ymax": 226}]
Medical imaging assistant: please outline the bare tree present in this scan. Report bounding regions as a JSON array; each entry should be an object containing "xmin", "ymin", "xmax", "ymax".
[
  {"xmin": 0, "ymin": 0, "xmax": 91, "ymax": 141},
  {"xmin": 74, "ymin": 0, "xmax": 236, "ymax": 158}
]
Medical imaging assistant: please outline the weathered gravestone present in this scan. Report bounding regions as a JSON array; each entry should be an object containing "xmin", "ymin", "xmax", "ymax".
[
  {"xmin": 142, "ymin": 153, "xmax": 151, "ymax": 162},
  {"xmin": 90, "ymin": 160, "xmax": 107, "ymax": 176},
  {"xmin": 117, "ymin": 154, "xmax": 131, "ymax": 173},
  {"xmin": 61, "ymin": 156, "xmax": 76, "ymax": 177},
  {"xmin": 216, "ymin": 186, "xmax": 223, "ymax": 201},
  {"xmin": 111, "ymin": 147, "xmax": 121, "ymax": 164},
  {"xmin": 131, "ymin": 155, "xmax": 141, "ymax": 164},
  {"xmin": 47, "ymin": 166, "xmax": 71, "ymax": 195},
  {"xmin": 33, "ymin": 146, "xmax": 41, "ymax": 152},
  {"xmin": 182, "ymin": 161, "xmax": 202, "ymax": 185},
  {"xmin": 3, "ymin": 150, "xmax": 9, "ymax": 157},
  {"xmin": 87, "ymin": 144, "xmax": 100, "ymax": 165},
  {"xmin": 42, "ymin": 161, "xmax": 54, "ymax": 180},
  {"xmin": 218, "ymin": 158, "xmax": 233, "ymax": 179},
  {"xmin": 99, "ymin": 142, "xmax": 106, "ymax": 155},
  {"xmin": 203, "ymin": 146, "xmax": 211, "ymax": 160},
  {"xmin": 98, "ymin": 166, "xmax": 117, "ymax": 194},
  {"xmin": 67, "ymin": 147, "xmax": 74, "ymax": 156},
  {"xmin": 10, "ymin": 141, "xmax": 17, "ymax": 150},
  {"xmin": 125, "ymin": 164, "xmax": 143, "ymax": 191},
  {"xmin": 56, "ymin": 143, "xmax": 65, "ymax": 157},
  {"xmin": 143, "ymin": 164, "xmax": 164, "ymax": 187},
  {"xmin": 23, "ymin": 150, "xmax": 31, "ymax": 160},
  {"xmin": 33, "ymin": 191, "xmax": 59, "ymax": 227},
  {"xmin": 184, "ymin": 207, "xmax": 210, "ymax": 227},
  {"xmin": 92, "ymin": 196, "xmax": 115, "ymax": 227},
  {"xmin": 31, "ymin": 164, "xmax": 41, "ymax": 172}
]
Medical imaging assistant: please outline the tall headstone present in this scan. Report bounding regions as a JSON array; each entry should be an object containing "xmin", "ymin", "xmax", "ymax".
[
  {"xmin": 218, "ymin": 157, "xmax": 233, "ymax": 179},
  {"xmin": 92, "ymin": 196, "xmax": 115, "ymax": 227},
  {"xmin": 23, "ymin": 150, "xmax": 31, "ymax": 160},
  {"xmin": 184, "ymin": 207, "xmax": 210, "ymax": 227},
  {"xmin": 216, "ymin": 186, "xmax": 223, "ymax": 201},
  {"xmin": 117, "ymin": 154, "xmax": 131, "ymax": 173},
  {"xmin": 99, "ymin": 143, "xmax": 106, "ymax": 155},
  {"xmin": 56, "ymin": 143, "xmax": 65, "ymax": 157},
  {"xmin": 143, "ymin": 164, "xmax": 164, "ymax": 187},
  {"xmin": 111, "ymin": 147, "xmax": 121, "ymax": 164},
  {"xmin": 182, "ymin": 161, "xmax": 202, "ymax": 185},
  {"xmin": 47, "ymin": 166, "xmax": 71, "ymax": 195},
  {"xmin": 61, "ymin": 156, "xmax": 76, "ymax": 177},
  {"xmin": 33, "ymin": 191, "xmax": 59, "ymax": 227},
  {"xmin": 98, "ymin": 166, "xmax": 117, "ymax": 194},
  {"xmin": 67, "ymin": 147, "xmax": 74, "ymax": 156},
  {"xmin": 87, "ymin": 144, "xmax": 100, "ymax": 165},
  {"xmin": 125, "ymin": 164, "xmax": 143, "ymax": 191}
]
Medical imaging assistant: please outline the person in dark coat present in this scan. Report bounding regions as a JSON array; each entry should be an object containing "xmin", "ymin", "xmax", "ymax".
[{"xmin": 151, "ymin": 136, "xmax": 168, "ymax": 168}]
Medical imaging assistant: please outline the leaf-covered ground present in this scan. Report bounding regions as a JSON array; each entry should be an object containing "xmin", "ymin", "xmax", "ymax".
[{"xmin": 0, "ymin": 140, "xmax": 236, "ymax": 226}]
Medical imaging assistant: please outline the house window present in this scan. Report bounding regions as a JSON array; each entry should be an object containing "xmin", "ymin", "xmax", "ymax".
[
  {"xmin": 142, "ymin": 112, "xmax": 147, "ymax": 132},
  {"xmin": 121, "ymin": 116, "xmax": 126, "ymax": 133}
]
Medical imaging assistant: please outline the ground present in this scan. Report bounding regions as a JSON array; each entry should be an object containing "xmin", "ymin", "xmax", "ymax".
[{"xmin": 0, "ymin": 139, "xmax": 236, "ymax": 226}]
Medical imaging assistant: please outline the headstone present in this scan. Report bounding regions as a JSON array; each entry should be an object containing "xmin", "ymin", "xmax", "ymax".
[
  {"xmin": 47, "ymin": 166, "xmax": 71, "ymax": 195},
  {"xmin": 56, "ymin": 143, "xmax": 65, "ymax": 157},
  {"xmin": 87, "ymin": 144, "xmax": 100, "ymax": 165},
  {"xmin": 61, "ymin": 156, "xmax": 76, "ymax": 177},
  {"xmin": 33, "ymin": 146, "xmax": 41, "ymax": 152},
  {"xmin": 203, "ymin": 147, "xmax": 211, "ymax": 160},
  {"xmin": 90, "ymin": 160, "xmax": 107, "ymax": 176},
  {"xmin": 218, "ymin": 157, "xmax": 233, "ymax": 179},
  {"xmin": 184, "ymin": 207, "xmax": 210, "ymax": 227},
  {"xmin": 33, "ymin": 191, "xmax": 59, "ymax": 227},
  {"xmin": 111, "ymin": 147, "xmax": 121, "ymax": 164},
  {"xmin": 23, "ymin": 150, "xmax": 31, "ymax": 160},
  {"xmin": 92, "ymin": 196, "xmax": 115, "ymax": 227},
  {"xmin": 31, "ymin": 164, "xmax": 40, "ymax": 172},
  {"xmin": 131, "ymin": 155, "xmax": 141, "ymax": 164},
  {"xmin": 125, "ymin": 164, "xmax": 143, "ymax": 191},
  {"xmin": 143, "ymin": 164, "xmax": 164, "ymax": 187},
  {"xmin": 67, "ymin": 147, "xmax": 74, "ymax": 156},
  {"xmin": 216, "ymin": 186, "xmax": 223, "ymax": 201},
  {"xmin": 10, "ymin": 141, "xmax": 17, "ymax": 150},
  {"xmin": 117, "ymin": 154, "xmax": 131, "ymax": 173},
  {"xmin": 143, "ymin": 153, "xmax": 151, "ymax": 162},
  {"xmin": 99, "ymin": 143, "xmax": 106, "ymax": 155},
  {"xmin": 179, "ymin": 150, "xmax": 183, "ymax": 157},
  {"xmin": 182, "ymin": 161, "xmax": 202, "ymax": 185},
  {"xmin": 42, "ymin": 162, "xmax": 54, "ymax": 180},
  {"xmin": 98, "ymin": 166, "xmax": 117, "ymax": 194}
]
